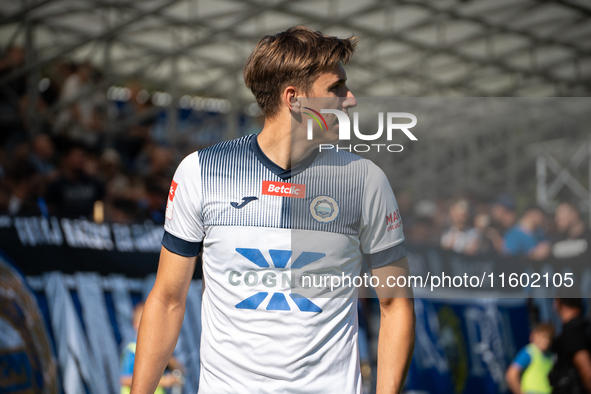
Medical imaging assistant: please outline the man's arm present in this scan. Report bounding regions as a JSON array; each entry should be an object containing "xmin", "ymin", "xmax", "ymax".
[
  {"xmin": 130, "ymin": 246, "xmax": 196, "ymax": 394},
  {"xmin": 505, "ymin": 365, "xmax": 523, "ymax": 394},
  {"xmin": 371, "ymin": 256, "xmax": 415, "ymax": 394},
  {"xmin": 573, "ymin": 349, "xmax": 591, "ymax": 393}
]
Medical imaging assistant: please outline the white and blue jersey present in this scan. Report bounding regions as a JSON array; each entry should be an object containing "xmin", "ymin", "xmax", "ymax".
[{"xmin": 162, "ymin": 134, "xmax": 406, "ymax": 394}]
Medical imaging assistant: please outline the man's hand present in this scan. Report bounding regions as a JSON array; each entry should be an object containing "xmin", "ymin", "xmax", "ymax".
[
  {"xmin": 158, "ymin": 374, "xmax": 181, "ymax": 388},
  {"xmin": 130, "ymin": 247, "xmax": 196, "ymax": 394},
  {"xmin": 371, "ymin": 256, "xmax": 415, "ymax": 394},
  {"xmin": 505, "ymin": 364, "xmax": 523, "ymax": 394},
  {"xmin": 529, "ymin": 241, "xmax": 551, "ymax": 261}
]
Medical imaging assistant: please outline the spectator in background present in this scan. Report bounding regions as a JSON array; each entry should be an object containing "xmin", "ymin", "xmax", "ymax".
[
  {"xmin": 120, "ymin": 302, "xmax": 183, "ymax": 394},
  {"xmin": 0, "ymin": 47, "xmax": 27, "ymax": 125},
  {"xmin": 504, "ymin": 206, "xmax": 550, "ymax": 260},
  {"xmin": 114, "ymin": 81, "xmax": 155, "ymax": 170},
  {"xmin": 549, "ymin": 298, "xmax": 591, "ymax": 394},
  {"xmin": 506, "ymin": 323, "xmax": 554, "ymax": 394},
  {"xmin": 45, "ymin": 142, "xmax": 105, "ymax": 218},
  {"xmin": 136, "ymin": 144, "xmax": 173, "ymax": 180},
  {"xmin": 54, "ymin": 62, "xmax": 104, "ymax": 147},
  {"xmin": 552, "ymin": 202, "xmax": 591, "ymax": 260},
  {"xmin": 5, "ymin": 161, "xmax": 42, "ymax": 215},
  {"xmin": 139, "ymin": 176, "xmax": 167, "ymax": 224},
  {"xmin": 28, "ymin": 133, "xmax": 56, "ymax": 177},
  {"xmin": 108, "ymin": 198, "xmax": 140, "ymax": 223},
  {"xmin": 440, "ymin": 199, "xmax": 480, "ymax": 255},
  {"xmin": 408, "ymin": 199, "xmax": 439, "ymax": 245},
  {"xmin": 486, "ymin": 193, "xmax": 518, "ymax": 253},
  {"xmin": 99, "ymin": 148, "xmax": 130, "ymax": 200}
]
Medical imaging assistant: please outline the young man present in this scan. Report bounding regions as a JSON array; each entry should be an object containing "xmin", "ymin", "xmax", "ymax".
[
  {"xmin": 552, "ymin": 201, "xmax": 591, "ymax": 260},
  {"xmin": 505, "ymin": 323, "xmax": 554, "ymax": 394},
  {"xmin": 131, "ymin": 26, "xmax": 415, "ymax": 394},
  {"xmin": 549, "ymin": 298, "xmax": 591, "ymax": 394},
  {"xmin": 503, "ymin": 205, "xmax": 550, "ymax": 261}
]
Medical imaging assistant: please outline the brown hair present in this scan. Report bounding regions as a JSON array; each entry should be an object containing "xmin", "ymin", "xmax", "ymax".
[
  {"xmin": 243, "ymin": 26, "xmax": 357, "ymax": 118},
  {"xmin": 532, "ymin": 323, "xmax": 554, "ymax": 337}
]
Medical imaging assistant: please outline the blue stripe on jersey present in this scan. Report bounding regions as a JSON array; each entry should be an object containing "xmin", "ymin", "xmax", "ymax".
[
  {"xmin": 162, "ymin": 231, "xmax": 203, "ymax": 257},
  {"xmin": 197, "ymin": 134, "xmax": 369, "ymax": 236},
  {"xmin": 364, "ymin": 242, "xmax": 408, "ymax": 268}
]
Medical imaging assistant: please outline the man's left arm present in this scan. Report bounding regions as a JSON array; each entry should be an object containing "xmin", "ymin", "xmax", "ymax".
[
  {"xmin": 371, "ymin": 256, "xmax": 415, "ymax": 394},
  {"xmin": 359, "ymin": 162, "xmax": 415, "ymax": 393}
]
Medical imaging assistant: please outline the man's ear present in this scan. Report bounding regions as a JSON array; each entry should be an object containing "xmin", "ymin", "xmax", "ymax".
[{"xmin": 284, "ymin": 86, "xmax": 301, "ymax": 114}]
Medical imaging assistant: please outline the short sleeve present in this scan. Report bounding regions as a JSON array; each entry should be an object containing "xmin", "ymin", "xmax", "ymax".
[
  {"xmin": 562, "ymin": 324, "xmax": 591, "ymax": 357},
  {"xmin": 359, "ymin": 162, "xmax": 407, "ymax": 269},
  {"xmin": 162, "ymin": 152, "xmax": 204, "ymax": 257},
  {"xmin": 120, "ymin": 345, "xmax": 135, "ymax": 376},
  {"xmin": 511, "ymin": 346, "xmax": 531, "ymax": 370}
]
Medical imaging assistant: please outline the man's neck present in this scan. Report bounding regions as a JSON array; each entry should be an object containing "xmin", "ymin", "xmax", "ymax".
[{"xmin": 257, "ymin": 116, "xmax": 314, "ymax": 171}]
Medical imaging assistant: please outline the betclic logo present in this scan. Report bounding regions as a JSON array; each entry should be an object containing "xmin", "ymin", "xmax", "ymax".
[{"xmin": 262, "ymin": 181, "xmax": 306, "ymax": 198}]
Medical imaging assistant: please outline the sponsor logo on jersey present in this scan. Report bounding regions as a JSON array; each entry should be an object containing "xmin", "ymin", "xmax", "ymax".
[
  {"xmin": 310, "ymin": 196, "xmax": 339, "ymax": 223},
  {"xmin": 262, "ymin": 181, "xmax": 306, "ymax": 198},
  {"xmin": 166, "ymin": 180, "xmax": 178, "ymax": 220},
  {"xmin": 169, "ymin": 180, "xmax": 178, "ymax": 201},
  {"xmin": 386, "ymin": 209, "xmax": 402, "ymax": 232},
  {"xmin": 231, "ymin": 248, "xmax": 324, "ymax": 313}
]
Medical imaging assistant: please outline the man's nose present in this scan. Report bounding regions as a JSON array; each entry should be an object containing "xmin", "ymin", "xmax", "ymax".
[{"xmin": 341, "ymin": 90, "xmax": 357, "ymax": 109}]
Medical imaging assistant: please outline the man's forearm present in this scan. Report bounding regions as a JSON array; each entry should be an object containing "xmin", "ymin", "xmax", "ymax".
[
  {"xmin": 375, "ymin": 298, "xmax": 415, "ymax": 394},
  {"xmin": 505, "ymin": 367, "xmax": 522, "ymax": 394},
  {"xmin": 130, "ymin": 291, "xmax": 186, "ymax": 394}
]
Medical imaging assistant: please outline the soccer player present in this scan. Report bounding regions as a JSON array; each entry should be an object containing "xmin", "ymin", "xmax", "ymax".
[{"xmin": 131, "ymin": 26, "xmax": 415, "ymax": 394}]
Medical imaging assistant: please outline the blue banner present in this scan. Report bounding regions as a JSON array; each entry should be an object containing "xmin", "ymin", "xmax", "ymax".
[{"xmin": 407, "ymin": 298, "xmax": 530, "ymax": 394}]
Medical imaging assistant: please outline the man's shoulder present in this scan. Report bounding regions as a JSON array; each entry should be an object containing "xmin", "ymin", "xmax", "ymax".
[
  {"xmin": 198, "ymin": 134, "xmax": 254, "ymax": 159},
  {"xmin": 504, "ymin": 226, "xmax": 525, "ymax": 239},
  {"xmin": 317, "ymin": 149, "xmax": 384, "ymax": 181},
  {"xmin": 175, "ymin": 135, "xmax": 254, "ymax": 172}
]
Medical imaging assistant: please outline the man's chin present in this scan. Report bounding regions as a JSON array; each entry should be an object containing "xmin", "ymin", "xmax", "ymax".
[{"xmin": 321, "ymin": 134, "xmax": 340, "ymax": 144}]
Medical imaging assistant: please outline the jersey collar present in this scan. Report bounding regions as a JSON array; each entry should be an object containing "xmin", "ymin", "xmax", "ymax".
[{"xmin": 250, "ymin": 134, "xmax": 319, "ymax": 180}]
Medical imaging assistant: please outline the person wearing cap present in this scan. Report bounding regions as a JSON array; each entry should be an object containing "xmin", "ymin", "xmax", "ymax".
[{"xmin": 484, "ymin": 194, "xmax": 518, "ymax": 254}]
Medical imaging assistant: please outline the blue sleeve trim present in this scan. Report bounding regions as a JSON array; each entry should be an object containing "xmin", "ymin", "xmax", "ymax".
[
  {"xmin": 162, "ymin": 231, "xmax": 202, "ymax": 257},
  {"xmin": 511, "ymin": 346, "xmax": 531, "ymax": 370},
  {"xmin": 364, "ymin": 242, "xmax": 407, "ymax": 269}
]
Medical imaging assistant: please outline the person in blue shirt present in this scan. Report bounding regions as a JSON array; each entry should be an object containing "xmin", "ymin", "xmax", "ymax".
[
  {"xmin": 506, "ymin": 323, "xmax": 554, "ymax": 394},
  {"xmin": 503, "ymin": 205, "xmax": 551, "ymax": 260},
  {"xmin": 120, "ymin": 302, "xmax": 184, "ymax": 394}
]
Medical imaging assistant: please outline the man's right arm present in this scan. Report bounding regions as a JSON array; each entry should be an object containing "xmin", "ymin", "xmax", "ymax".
[
  {"xmin": 573, "ymin": 349, "xmax": 591, "ymax": 393},
  {"xmin": 130, "ymin": 246, "xmax": 196, "ymax": 394},
  {"xmin": 505, "ymin": 365, "xmax": 523, "ymax": 394}
]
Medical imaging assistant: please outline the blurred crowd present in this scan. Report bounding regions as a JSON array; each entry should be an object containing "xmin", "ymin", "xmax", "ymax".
[
  {"xmin": 0, "ymin": 46, "xmax": 589, "ymax": 261},
  {"xmin": 401, "ymin": 192, "xmax": 590, "ymax": 261},
  {"xmin": 0, "ymin": 46, "xmax": 227, "ymax": 223}
]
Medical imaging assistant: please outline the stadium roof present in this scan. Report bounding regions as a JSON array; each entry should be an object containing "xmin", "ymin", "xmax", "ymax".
[{"xmin": 1, "ymin": 0, "xmax": 591, "ymax": 107}]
